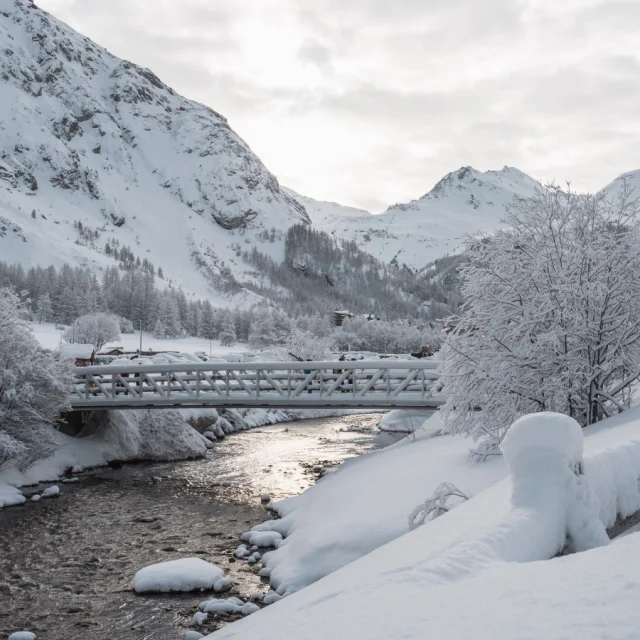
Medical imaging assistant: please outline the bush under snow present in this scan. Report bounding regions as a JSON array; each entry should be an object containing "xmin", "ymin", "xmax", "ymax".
[{"xmin": 0, "ymin": 287, "xmax": 73, "ymax": 471}]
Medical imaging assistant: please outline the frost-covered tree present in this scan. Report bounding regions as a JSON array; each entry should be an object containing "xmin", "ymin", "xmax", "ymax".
[
  {"xmin": 35, "ymin": 292, "xmax": 53, "ymax": 323},
  {"xmin": 219, "ymin": 311, "xmax": 236, "ymax": 347},
  {"xmin": 280, "ymin": 328, "xmax": 336, "ymax": 361},
  {"xmin": 0, "ymin": 288, "xmax": 73, "ymax": 470},
  {"xmin": 442, "ymin": 182, "xmax": 640, "ymax": 454},
  {"xmin": 118, "ymin": 316, "xmax": 135, "ymax": 334},
  {"xmin": 157, "ymin": 296, "xmax": 182, "ymax": 338},
  {"xmin": 201, "ymin": 301, "xmax": 216, "ymax": 341},
  {"xmin": 248, "ymin": 310, "xmax": 277, "ymax": 350},
  {"xmin": 64, "ymin": 312, "xmax": 121, "ymax": 350},
  {"xmin": 153, "ymin": 318, "xmax": 166, "ymax": 339}
]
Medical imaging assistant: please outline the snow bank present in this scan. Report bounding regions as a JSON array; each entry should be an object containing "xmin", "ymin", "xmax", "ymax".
[
  {"xmin": 78, "ymin": 409, "xmax": 210, "ymax": 462},
  {"xmin": 0, "ymin": 408, "xmax": 210, "ymax": 503},
  {"xmin": 133, "ymin": 558, "xmax": 225, "ymax": 593},
  {"xmin": 210, "ymin": 409, "xmax": 640, "ymax": 640},
  {"xmin": 378, "ymin": 409, "xmax": 438, "ymax": 433},
  {"xmin": 243, "ymin": 412, "xmax": 507, "ymax": 596},
  {"xmin": 0, "ymin": 483, "xmax": 26, "ymax": 508}
]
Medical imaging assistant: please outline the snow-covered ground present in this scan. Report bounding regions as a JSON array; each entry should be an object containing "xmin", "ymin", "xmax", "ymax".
[
  {"xmin": 31, "ymin": 322, "xmax": 248, "ymax": 357},
  {"xmin": 238, "ymin": 412, "xmax": 506, "ymax": 596},
  {"xmin": 210, "ymin": 408, "xmax": 640, "ymax": 639}
]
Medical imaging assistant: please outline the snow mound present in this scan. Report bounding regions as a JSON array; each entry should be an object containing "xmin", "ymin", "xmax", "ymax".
[
  {"xmin": 8, "ymin": 633, "xmax": 36, "ymax": 640},
  {"xmin": 133, "ymin": 558, "xmax": 224, "ymax": 593},
  {"xmin": 213, "ymin": 577, "xmax": 233, "ymax": 593},
  {"xmin": 0, "ymin": 484, "xmax": 25, "ymax": 508},
  {"xmin": 241, "ymin": 530, "xmax": 282, "ymax": 547},
  {"xmin": 501, "ymin": 412, "xmax": 583, "ymax": 467},
  {"xmin": 42, "ymin": 485, "xmax": 60, "ymax": 498},
  {"xmin": 200, "ymin": 598, "xmax": 244, "ymax": 615}
]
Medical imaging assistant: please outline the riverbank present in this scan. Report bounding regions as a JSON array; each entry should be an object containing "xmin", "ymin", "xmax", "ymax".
[
  {"xmin": 0, "ymin": 414, "xmax": 399, "ymax": 640},
  {"xmin": 209, "ymin": 409, "xmax": 640, "ymax": 640},
  {"xmin": 0, "ymin": 406, "xmax": 377, "ymax": 508}
]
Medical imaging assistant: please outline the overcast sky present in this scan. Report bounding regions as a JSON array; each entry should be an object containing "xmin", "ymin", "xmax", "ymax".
[{"xmin": 38, "ymin": 0, "xmax": 640, "ymax": 211}]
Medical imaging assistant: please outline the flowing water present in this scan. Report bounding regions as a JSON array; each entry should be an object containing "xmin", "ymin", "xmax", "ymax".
[{"xmin": 0, "ymin": 413, "xmax": 403, "ymax": 640}]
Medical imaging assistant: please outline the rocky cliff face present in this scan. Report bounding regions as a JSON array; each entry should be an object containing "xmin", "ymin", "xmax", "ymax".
[{"xmin": 0, "ymin": 0, "xmax": 308, "ymax": 300}]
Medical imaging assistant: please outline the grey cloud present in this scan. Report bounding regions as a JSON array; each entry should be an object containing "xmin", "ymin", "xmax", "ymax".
[{"xmin": 298, "ymin": 39, "xmax": 333, "ymax": 71}]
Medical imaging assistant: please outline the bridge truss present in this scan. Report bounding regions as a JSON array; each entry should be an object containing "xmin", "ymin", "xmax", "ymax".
[{"xmin": 71, "ymin": 360, "xmax": 443, "ymax": 411}]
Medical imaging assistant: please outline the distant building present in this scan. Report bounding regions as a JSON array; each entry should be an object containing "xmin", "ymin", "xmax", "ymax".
[
  {"xmin": 60, "ymin": 343, "xmax": 95, "ymax": 366},
  {"xmin": 333, "ymin": 310, "xmax": 354, "ymax": 326},
  {"xmin": 100, "ymin": 347, "xmax": 126, "ymax": 356}
]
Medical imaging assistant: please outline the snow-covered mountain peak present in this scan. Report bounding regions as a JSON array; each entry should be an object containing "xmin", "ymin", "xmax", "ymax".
[{"xmin": 313, "ymin": 165, "xmax": 542, "ymax": 270}]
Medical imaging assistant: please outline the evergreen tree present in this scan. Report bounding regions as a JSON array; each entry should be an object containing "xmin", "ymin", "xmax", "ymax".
[
  {"xmin": 201, "ymin": 301, "xmax": 216, "ymax": 341},
  {"xmin": 35, "ymin": 293, "xmax": 53, "ymax": 323},
  {"xmin": 219, "ymin": 311, "xmax": 237, "ymax": 347},
  {"xmin": 153, "ymin": 318, "xmax": 166, "ymax": 339},
  {"xmin": 248, "ymin": 310, "xmax": 277, "ymax": 350}
]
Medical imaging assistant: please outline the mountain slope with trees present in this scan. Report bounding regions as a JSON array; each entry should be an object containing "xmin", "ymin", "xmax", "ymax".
[{"xmin": 0, "ymin": 0, "xmax": 308, "ymax": 304}]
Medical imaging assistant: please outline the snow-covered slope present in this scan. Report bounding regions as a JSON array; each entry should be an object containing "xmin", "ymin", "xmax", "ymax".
[
  {"xmin": 282, "ymin": 187, "xmax": 371, "ymax": 225},
  {"xmin": 314, "ymin": 166, "xmax": 541, "ymax": 270},
  {"xmin": 598, "ymin": 168, "xmax": 640, "ymax": 200},
  {"xmin": 0, "ymin": 0, "xmax": 309, "ymax": 302}
]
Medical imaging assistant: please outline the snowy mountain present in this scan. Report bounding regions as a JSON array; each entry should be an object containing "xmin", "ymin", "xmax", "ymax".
[
  {"xmin": 309, "ymin": 166, "xmax": 542, "ymax": 270},
  {"xmin": 0, "ymin": 0, "xmax": 309, "ymax": 303}
]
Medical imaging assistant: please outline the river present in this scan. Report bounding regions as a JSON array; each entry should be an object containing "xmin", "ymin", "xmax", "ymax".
[{"xmin": 0, "ymin": 413, "xmax": 403, "ymax": 640}]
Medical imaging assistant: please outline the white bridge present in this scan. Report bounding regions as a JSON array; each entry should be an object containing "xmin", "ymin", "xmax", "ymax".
[{"xmin": 71, "ymin": 360, "xmax": 444, "ymax": 411}]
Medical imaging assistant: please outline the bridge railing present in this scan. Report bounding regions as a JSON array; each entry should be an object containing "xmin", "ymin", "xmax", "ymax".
[{"xmin": 71, "ymin": 360, "xmax": 443, "ymax": 409}]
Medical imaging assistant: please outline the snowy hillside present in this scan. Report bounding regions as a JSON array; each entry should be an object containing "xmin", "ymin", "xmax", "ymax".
[
  {"xmin": 598, "ymin": 168, "xmax": 640, "ymax": 200},
  {"xmin": 0, "ymin": 0, "xmax": 309, "ymax": 302},
  {"xmin": 282, "ymin": 187, "xmax": 371, "ymax": 225},
  {"xmin": 314, "ymin": 166, "xmax": 542, "ymax": 270}
]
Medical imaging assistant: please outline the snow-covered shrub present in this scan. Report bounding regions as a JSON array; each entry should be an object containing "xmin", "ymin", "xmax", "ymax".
[
  {"xmin": 64, "ymin": 312, "xmax": 120, "ymax": 350},
  {"xmin": 0, "ymin": 431, "xmax": 26, "ymax": 470},
  {"xmin": 408, "ymin": 482, "xmax": 470, "ymax": 530},
  {"xmin": 0, "ymin": 288, "xmax": 74, "ymax": 470},
  {"xmin": 442, "ymin": 181, "xmax": 640, "ymax": 453},
  {"xmin": 279, "ymin": 328, "xmax": 336, "ymax": 361}
]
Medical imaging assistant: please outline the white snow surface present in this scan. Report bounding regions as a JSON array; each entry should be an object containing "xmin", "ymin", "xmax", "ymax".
[
  {"xmin": 8, "ymin": 633, "xmax": 36, "ymax": 640},
  {"xmin": 41, "ymin": 485, "xmax": 60, "ymax": 497},
  {"xmin": 133, "ymin": 558, "xmax": 224, "ymax": 593},
  {"xmin": 377, "ymin": 408, "xmax": 438, "ymax": 433},
  {"xmin": 0, "ymin": 483, "xmax": 26, "ymax": 508},
  {"xmin": 245, "ymin": 412, "xmax": 507, "ymax": 596},
  {"xmin": 210, "ymin": 408, "xmax": 640, "ymax": 640}
]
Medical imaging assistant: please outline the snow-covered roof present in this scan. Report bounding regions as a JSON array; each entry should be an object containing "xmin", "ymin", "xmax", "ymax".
[{"xmin": 60, "ymin": 343, "xmax": 95, "ymax": 359}]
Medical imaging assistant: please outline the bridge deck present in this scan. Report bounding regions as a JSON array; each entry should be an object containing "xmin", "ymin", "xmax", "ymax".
[{"xmin": 71, "ymin": 360, "xmax": 443, "ymax": 411}]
